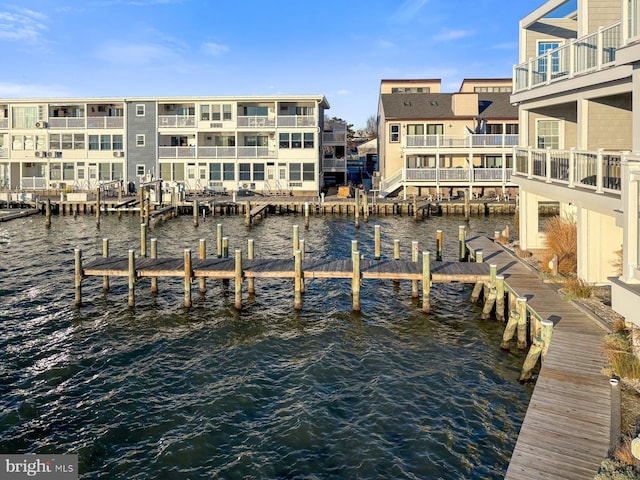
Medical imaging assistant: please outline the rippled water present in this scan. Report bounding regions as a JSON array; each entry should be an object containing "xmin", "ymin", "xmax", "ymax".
[{"xmin": 0, "ymin": 211, "xmax": 531, "ymax": 479}]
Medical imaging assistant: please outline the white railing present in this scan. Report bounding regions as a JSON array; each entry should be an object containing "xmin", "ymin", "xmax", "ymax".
[
  {"xmin": 514, "ymin": 22, "xmax": 622, "ymax": 92},
  {"xmin": 405, "ymin": 134, "xmax": 518, "ymax": 148},
  {"xmin": 0, "ymin": 118, "xmax": 8, "ymax": 129},
  {"xmin": 379, "ymin": 169, "xmax": 404, "ymax": 193},
  {"xmin": 48, "ymin": 117, "xmax": 86, "ymax": 129},
  {"xmin": 0, "ymin": 147, "xmax": 7, "ymax": 159},
  {"xmin": 237, "ymin": 116, "xmax": 275, "ymax": 128},
  {"xmin": 237, "ymin": 146, "xmax": 276, "ymax": 158},
  {"xmin": 158, "ymin": 146, "xmax": 196, "ymax": 158},
  {"xmin": 514, "ymin": 147, "xmax": 622, "ymax": 193},
  {"xmin": 87, "ymin": 117, "xmax": 124, "ymax": 129},
  {"xmin": 277, "ymin": 115, "xmax": 316, "ymax": 127},
  {"xmin": 21, "ymin": 177, "xmax": 47, "ymax": 189},
  {"xmin": 197, "ymin": 146, "xmax": 236, "ymax": 158},
  {"xmin": 159, "ymin": 115, "xmax": 196, "ymax": 128}
]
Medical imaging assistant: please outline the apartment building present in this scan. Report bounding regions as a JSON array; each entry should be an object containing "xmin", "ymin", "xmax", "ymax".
[
  {"xmin": 0, "ymin": 95, "xmax": 330, "ymax": 196},
  {"xmin": 376, "ymin": 78, "xmax": 519, "ymax": 200},
  {"xmin": 511, "ymin": 0, "xmax": 639, "ymax": 322}
]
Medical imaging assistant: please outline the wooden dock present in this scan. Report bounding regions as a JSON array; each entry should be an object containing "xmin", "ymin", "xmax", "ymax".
[{"xmin": 467, "ymin": 236, "xmax": 612, "ymax": 480}]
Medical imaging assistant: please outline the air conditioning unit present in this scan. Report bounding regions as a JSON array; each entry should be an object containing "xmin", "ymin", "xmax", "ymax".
[
  {"xmin": 113, "ymin": 151, "xmax": 124, "ymax": 157},
  {"xmin": 50, "ymin": 182, "xmax": 58, "ymax": 189},
  {"xmin": 35, "ymin": 151, "xmax": 45, "ymax": 158},
  {"xmin": 35, "ymin": 121, "xmax": 47, "ymax": 128},
  {"xmin": 47, "ymin": 151, "xmax": 55, "ymax": 158}
]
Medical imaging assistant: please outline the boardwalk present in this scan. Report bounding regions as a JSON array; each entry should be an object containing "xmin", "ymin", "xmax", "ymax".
[{"xmin": 467, "ymin": 236, "xmax": 611, "ymax": 480}]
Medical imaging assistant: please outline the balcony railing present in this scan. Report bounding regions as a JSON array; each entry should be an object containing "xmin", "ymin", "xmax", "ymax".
[
  {"xmin": 87, "ymin": 117, "xmax": 124, "ymax": 129},
  {"xmin": 322, "ymin": 159, "xmax": 347, "ymax": 170},
  {"xmin": 0, "ymin": 147, "xmax": 7, "ymax": 159},
  {"xmin": 158, "ymin": 146, "xmax": 196, "ymax": 159},
  {"xmin": 405, "ymin": 134, "xmax": 518, "ymax": 148},
  {"xmin": 48, "ymin": 118, "xmax": 86, "ymax": 129},
  {"xmin": 514, "ymin": 147, "xmax": 622, "ymax": 193},
  {"xmin": 237, "ymin": 146, "xmax": 276, "ymax": 158},
  {"xmin": 159, "ymin": 115, "xmax": 196, "ymax": 128},
  {"xmin": 197, "ymin": 146, "xmax": 237, "ymax": 158},
  {"xmin": 514, "ymin": 22, "xmax": 622, "ymax": 92},
  {"xmin": 323, "ymin": 132, "xmax": 347, "ymax": 143},
  {"xmin": 237, "ymin": 116, "xmax": 275, "ymax": 128},
  {"xmin": 0, "ymin": 118, "xmax": 8, "ymax": 129},
  {"xmin": 277, "ymin": 115, "xmax": 316, "ymax": 127}
]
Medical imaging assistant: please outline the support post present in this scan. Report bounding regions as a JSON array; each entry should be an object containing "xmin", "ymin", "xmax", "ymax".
[
  {"xmin": 199, "ymin": 238, "xmax": 206, "ymax": 294},
  {"xmin": 128, "ymin": 249, "xmax": 135, "ymax": 308},
  {"xmin": 150, "ymin": 238, "xmax": 158, "ymax": 294},
  {"xmin": 374, "ymin": 225, "xmax": 381, "ymax": 260},
  {"xmin": 247, "ymin": 239, "xmax": 255, "ymax": 294},
  {"xmin": 519, "ymin": 336, "xmax": 544, "ymax": 382},
  {"xmin": 304, "ymin": 202, "xmax": 310, "ymax": 229},
  {"xmin": 540, "ymin": 319, "xmax": 554, "ymax": 361},
  {"xmin": 436, "ymin": 230, "xmax": 443, "ymax": 261},
  {"xmin": 355, "ymin": 189, "xmax": 360, "ymax": 229},
  {"xmin": 293, "ymin": 225, "xmax": 299, "ymax": 256},
  {"xmin": 294, "ymin": 250, "xmax": 303, "ymax": 310},
  {"xmin": 393, "ymin": 239, "xmax": 400, "ymax": 284},
  {"xmin": 500, "ymin": 307, "xmax": 520, "ymax": 350},
  {"xmin": 412, "ymin": 240, "xmax": 419, "ymax": 298},
  {"xmin": 475, "ymin": 249, "xmax": 484, "ymax": 263},
  {"xmin": 352, "ymin": 250, "xmax": 361, "ymax": 311},
  {"xmin": 458, "ymin": 225, "xmax": 466, "ymax": 261},
  {"xmin": 45, "ymin": 198, "xmax": 51, "ymax": 228},
  {"xmin": 95, "ymin": 187, "xmax": 101, "ymax": 227},
  {"xmin": 217, "ymin": 224, "xmax": 223, "ymax": 258},
  {"xmin": 610, "ymin": 378, "xmax": 621, "ymax": 450},
  {"xmin": 363, "ymin": 192, "xmax": 369, "ymax": 223},
  {"xmin": 222, "ymin": 237, "xmax": 229, "ymax": 258},
  {"xmin": 74, "ymin": 249, "xmax": 83, "ymax": 307},
  {"xmin": 140, "ymin": 223, "xmax": 147, "ymax": 257},
  {"xmin": 464, "ymin": 189, "xmax": 470, "ymax": 222},
  {"xmin": 422, "ymin": 251, "xmax": 431, "ymax": 313},
  {"xmin": 184, "ymin": 248, "xmax": 192, "ymax": 308},
  {"xmin": 495, "ymin": 275, "xmax": 506, "ymax": 322},
  {"xmin": 470, "ymin": 281, "xmax": 485, "ymax": 303},
  {"xmin": 516, "ymin": 296, "xmax": 528, "ymax": 349},
  {"xmin": 234, "ymin": 249, "xmax": 242, "ymax": 310},
  {"xmin": 193, "ymin": 199, "xmax": 199, "ymax": 227},
  {"xmin": 102, "ymin": 238, "xmax": 109, "ymax": 292},
  {"xmin": 245, "ymin": 200, "xmax": 251, "ymax": 227}
]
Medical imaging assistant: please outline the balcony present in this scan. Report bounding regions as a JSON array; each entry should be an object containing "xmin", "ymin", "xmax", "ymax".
[
  {"xmin": 513, "ymin": 22, "xmax": 622, "ymax": 93},
  {"xmin": 513, "ymin": 147, "xmax": 622, "ymax": 194},
  {"xmin": 0, "ymin": 147, "xmax": 7, "ymax": 159},
  {"xmin": 197, "ymin": 146, "xmax": 237, "ymax": 158},
  {"xmin": 277, "ymin": 115, "xmax": 316, "ymax": 127},
  {"xmin": 87, "ymin": 117, "xmax": 124, "ymax": 129},
  {"xmin": 322, "ymin": 158, "xmax": 347, "ymax": 170},
  {"xmin": 159, "ymin": 115, "xmax": 196, "ymax": 128},
  {"xmin": 48, "ymin": 117, "xmax": 86, "ymax": 129},
  {"xmin": 0, "ymin": 118, "xmax": 8, "ymax": 129},
  {"xmin": 237, "ymin": 116, "xmax": 275, "ymax": 128},
  {"xmin": 237, "ymin": 146, "xmax": 276, "ymax": 158},
  {"xmin": 323, "ymin": 132, "xmax": 347, "ymax": 143},
  {"xmin": 405, "ymin": 134, "xmax": 519, "ymax": 149},
  {"xmin": 158, "ymin": 146, "xmax": 196, "ymax": 159}
]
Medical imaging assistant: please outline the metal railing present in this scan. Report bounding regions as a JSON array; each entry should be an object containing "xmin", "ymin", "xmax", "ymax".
[
  {"xmin": 405, "ymin": 134, "xmax": 518, "ymax": 148},
  {"xmin": 197, "ymin": 146, "xmax": 237, "ymax": 158},
  {"xmin": 513, "ymin": 147, "xmax": 622, "ymax": 193},
  {"xmin": 48, "ymin": 117, "xmax": 86, "ymax": 129},
  {"xmin": 87, "ymin": 117, "xmax": 124, "ymax": 129},
  {"xmin": 277, "ymin": 115, "xmax": 316, "ymax": 127},
  {"xmin": 514, "ymin": 22, "xmax": 622, "ymax": 92},
  {"xmin": 237, "ymin": 146, "xmax": 276, "ymax": 158},
  {"xmin": 237, "ymin": 116, "xmax": 275, "ymax": 128},
  {"xmin": 159, "ymin": 115, "xmax": 196, "ymax": 128},
  {"xmin": 158, "ymin": 146, "xmax": 197, "ymax": 159}
]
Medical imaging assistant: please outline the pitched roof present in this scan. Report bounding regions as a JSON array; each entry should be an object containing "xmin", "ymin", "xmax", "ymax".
[{"xmin": 380, "ymin": 92, "xmax": 517, "ymax": 120}]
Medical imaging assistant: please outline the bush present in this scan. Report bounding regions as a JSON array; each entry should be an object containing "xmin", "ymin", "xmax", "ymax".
[
  {"xmin": 603, "ymin": 332, "xmax": 640, "ymax": 381},
  {"xmin": 595, "ymin": 458, "xmax": 640, "ymax": 479},
  {"xmin": 542, "ymin": 215, "xmax": 577, "ymax": 274},
  {"xmin": 563, "ymin": 277, "xmax": 593, "ymax": 299}
]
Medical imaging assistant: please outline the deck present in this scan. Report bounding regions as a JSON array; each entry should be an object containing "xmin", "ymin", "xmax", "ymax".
[{"xmin": 467, "ymin": 236, "xmax": 611, "ymax": 480}]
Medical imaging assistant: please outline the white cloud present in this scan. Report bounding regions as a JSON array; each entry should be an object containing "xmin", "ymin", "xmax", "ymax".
[
  {"xmin": 391, "ymin": 0, "xmax": 429, "ymax": 23},
  {"xmin": 202, "ymin": 42, "xmax": 229, "ymax": 56},
  {"xmin": 433, "ymin": 29, "xmax": 474, "ymax": 42},
  {"xmin": 0, "ymin": 7, "xmax": 48, "ymax": 43}
]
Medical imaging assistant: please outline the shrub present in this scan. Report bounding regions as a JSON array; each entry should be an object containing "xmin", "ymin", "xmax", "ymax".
[
  {"xmin": 542, "ymin": 215, "xmax": 577, "ymax": 274},
  {"xmin": 563, "ymin": 277, "xmax": 593, "ymax": 299},
  {"xmin": 603, "ymin": 332, "xmax": 640, "ymax": 381}
]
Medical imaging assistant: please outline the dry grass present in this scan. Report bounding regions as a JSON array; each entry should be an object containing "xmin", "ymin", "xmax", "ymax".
[
  {"xmin": 542, "ymin": 215, "xmax": 577, "ymax": 274},
  {"xmin": 612, "ymin": 248, "xmax": 623, "ymax": 277},
  {"xmin": 613, "ymin": 438, "xmax": 637, "ymax": 467},
  {"xmin": 603, "ymin": 332, "xmax": 640, "ymax": 381},
  {"xmin": 563, "ymin": 276, "xmax": 594, "ymax": 299}
]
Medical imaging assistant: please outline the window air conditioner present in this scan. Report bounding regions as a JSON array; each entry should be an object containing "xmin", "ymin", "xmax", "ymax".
[
  {"xmin": 113, "ymin": 151, "xmax": 124, "ymax": 157},
  {"xmin": 35, "ymin": 151, "xmax": 44, "ymax": 158},
  {"xmin": 35, "ymin": 121, "xmax": 47, "ymax": 128},
  {"xmin": 47, "ymin": 151, "xmax": 55, "ymax": 158}
]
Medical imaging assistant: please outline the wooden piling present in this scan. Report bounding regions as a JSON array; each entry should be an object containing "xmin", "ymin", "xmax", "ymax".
[
  {"xmin": 304, "ymin": 202, "xmax": 310, "ymax": 229},
  {"xmin": 495, "ymin": 275, "xmax": 506, "ymax": 322},
  {"xmin": 199, "ymin": 239, "xmax": 207, "ymax": 293},
  {"xmin": 610, "ymin": 378, "xmax": 621, "ymax": 450},
  {"xmin": 217, "ymin": 224, "xmax": 223, "ymax": 258},
  {"xmin": 234, "ymin": 249, "xmax": 242, "ymax": 310},
  {"xmin": 422, "ymin": 251, "xmax": 431, "ymax": 313},
  {"xmin": 140, "ymin": 223, "xmax": 147, "ymax": 257},
  {"xmin": 540, "ymin": 318, "xmax": 553, "ymax": 361},
  {"xmin": 413, "ymin": 195, "xmax": 418, "ymax": 221},
  {"xmin": 435, "ymin": 230, "xmax": 443, "ymax": 261},
  {"xmin": 458, "ymin": 225, "xmax": 467, "ymax": 262},
  {"xmin": 393, "ymin": 239, "xmax": 400, "ymax": 284},
  {"xmin": 294, "ymin": 250, "xmax": 302, "ymax": 310},
  {"xmin": 247, "ymin": 239, "xmax": 255, "ymax": 294},
  {"xmin": 374, "ymin": 225, "xmax": 381, "ymax": 260},
  {"xmin": 412, "ymin": 241, "xmax": 419, "ymax": 298},
  {"xmin": 45, "ymin": 199, "xmax": 51, "ymax": 227},
  {"xmin": 128, "ymin": 249, "xmax": 135, "ymax": 308},
  {"xmin": 475, "ymin": 249, "xmax": 484, "ymax": 263},
  {"xmin": 293, "ymin": 225, "xmax": 299, "ymax": 256},
  {"xmin": 222, "ymin": 237, "xmax": 229, "ymax": 258},
  {"xmin": 151, "ymin": 238, "xmax": 158, "ymax": 294},
  {"xmin": 245, "ymin": 200, "xmax": 251, "ymax": 227},
  {"xmin": 500, "ymin": 306, "xmax": 520, "ymax": 350},
  {"xmin": 464, "ymin": 189, "xmax": 470, "ymax": 222},
  {"xmin": 355, "ymin": 190, "xmax": 360, "ymax": 229},
  {"xmin": 95, "ymin": 187, "xmax": 101, "ymax": 227},
  {"xmin": 184, "ymin": 248, "xmax": 192, "ymax": 308},
  {"xmin": 352, "ymin": 250, "xmax": 361, "ymax": 311},
  {"xmin": 193, "ymin": 199, "xmax": 199, "ymax": 227},
  {"xmin": 74, "ymin": 249, "xmax": 82, "ymax": 307},
  {"xmin": 363, "ymin": 192, "xmax": 369, "ymax": 223},
  {"xmin": 102, "ymin": 238, "xmax": 109, "ymax": 292},
  {"xmin": 519, "ymin": 336, "xmax": 544, "ymax": 382},
  {"xmin": 516, "ymin": 296, "xmax": 528, "ymax": 349}
]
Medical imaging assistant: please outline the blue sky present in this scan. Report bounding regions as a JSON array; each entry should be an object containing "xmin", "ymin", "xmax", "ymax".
[{"xmin": 0, "ymin": 0, "xmax": 549, "ymax": 129}]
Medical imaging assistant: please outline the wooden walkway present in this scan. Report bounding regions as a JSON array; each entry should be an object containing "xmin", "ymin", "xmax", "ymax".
[{"xmin": 467, "ymin": 236, "xmax": 611, "ymax": 480}]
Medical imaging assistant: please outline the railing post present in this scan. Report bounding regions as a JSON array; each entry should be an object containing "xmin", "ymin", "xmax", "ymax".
[
  {"xmin": 597, "ymin": 26, "xmax": 604, "ymax": 70},
  {"xmin": 596, "ymin": 148, "xmax": 604, "ymax": 194},
  {"xmin": 545, "ymin": 50, "xmax": 552, "ymax": 84},
  {"xmin": 568, "ymin": 147, "xmax": 576, "ymax": 188},
  {"xmin": 545, "ymin": 147, "xmax": 552, "ymax": 183},
  {"xmin": 569, "ymin": 38, "xmax": 576, "ymax": 77},
  {"xmin": 527, "ymin": 58, "xmax": 534, "ymax": 89},
  {"xmin": 527, "ymin": 146, "xmax": 533, "ymax": 179}
]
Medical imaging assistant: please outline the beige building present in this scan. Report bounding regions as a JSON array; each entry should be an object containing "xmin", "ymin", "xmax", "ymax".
[
  {"xmin": 377, "ymin": 78, "xmax": 518, "ymax": 199},
  {"xmin": 0, "ymin": 95, "xmax": 330, "ymax": 196},
  {"xmin": 511, "ymin": 0, "xmax": 640, "ymax": 322}
]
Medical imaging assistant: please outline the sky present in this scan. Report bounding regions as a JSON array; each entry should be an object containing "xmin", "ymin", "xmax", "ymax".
[{"xmin": 0, "ymin": 0, "xmax": 560, "ymax": 129}]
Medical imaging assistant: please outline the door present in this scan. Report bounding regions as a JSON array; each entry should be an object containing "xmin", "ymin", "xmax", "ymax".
[{"xmin": 88, "ymin": 165, "xmax": 97, "ymax": 190}]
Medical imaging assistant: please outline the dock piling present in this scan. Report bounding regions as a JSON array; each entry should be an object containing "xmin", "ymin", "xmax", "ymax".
[
  {"xmin": 436, "ymin": 230, "xmax": 443, "ymax": 261},
  {"xmin": 234, "ymin": 249, "xmax": 242, "ymax": 310},
  {"xmin": 128, "ymin": 249, "xmax": 135, "ymax": 308},
  {"xmin": 352, "ymin": 250, "xmax": 361, "ymax": 311},
  {"xmin": 74, "ymin": 249, "xmax": 82, "ymax": 307},
  {"xmin": 374, "ymin": 225, "xmax": 381, "ymax": 260},
  {"xmin": 516, "ymin": 296, "xmax": 528, "ymax": 349},
  {"xmin": 184, "ymin": 248, "xmax": 192, "ymax": 308},
  {"xmin": 247, "ymin": 239, "xmax": 255, "ymax": 294},
  {"xmin": 151, "ymin": 238, "xmax": 158, "ymax": 294},
  {"xmin": 412, "ymin": 241, "xmax": 419, "ymax": 298},
  {"xmin": 102, "ymin": 238, "xmax": 109, "ymax": 292},
  {"xmin": 294, "ymin": 250, "xmax": 303, "ymax": 310},
  {"xmin": 458, "ymin": 225, "xmax": 467, "ymax": 261},
  {"xmin": 422, "ymin": 251, "xmax": 431, "ymax": 313},
  {"xmin": 199, "ymin": 239, "xmax": 207, "ymax": 293}
]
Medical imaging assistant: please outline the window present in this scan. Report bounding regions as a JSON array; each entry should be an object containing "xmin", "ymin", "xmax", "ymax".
[
  {"xmin": 239, "ymin": 163, "xmax": 251, "ymax": 181},
  {"xmin": 201, "ymin": 105, "xmax": 210, "ymax": 121},
  {"xmin": 136, "ymin": 134, "xmax": 145, "ymax": 147},
  {"xmin": 289, "ymin": 163, "xmax": 301, "ymax": 181},
  {"xmin": 136, "ymin": 165, "xmax": 145, "ymax": 176},
  {"xmin": 113, "ymin": 134, "xmax": 123, "ymax": 150},
  {"xmin": 112, "ymin": 163, "xmax": 123, "ymax": 180},
  {"xmin": 100, "ymin": 135, "xmax": 111, "ymax": 150},
  {"xmin": 538, "ymin": 41, "xmax": 561, "ymax": 75},
  {"xmin": 303, "ymin": 163, "xmax": 314, "ymax": 181},
  {"xmin": 12, "ymin": 106, "xmax": 37, "ymax": 129},
  {"xmin": 426, "ymin": 124, "xmax": 443, "ymax": 135},
  {"xmin": 136, "ymin": 104, "xmax": 145, "ymax": 116},
  {"xmin": 223, "ymin": 104, "xmax": 232, "ymax": 121},
  {"xmin": 223, "ymin": 163, "xmax": 234, "ymax": 180},
  {"xmin": 291, "ymin": 133, "xmax": 302, "ymax": 148},
  {"xmin": 254, "ymin": 163, "xmax": 265, "ymax": 181},
  {"xmin": 390, "ymin": 124, "xmax": 400, "ymax": 142},
  {"xmin": 537, "ymin": 119, "xmax": 561, "ymax": 149},
  {"xmin": 209, "ymin": 163, "xmax": 221, "ymax": 181},
  {"xmin": 99, "ymin": 163, "xmax": 110, "ymax": 181},
  {"xmin": 486, "ymin": 124, "xmax": 503, "ymax": 135},
  {"xmin": 407, "ymin": 124, "xmax": 424, "ymax": 136},
  {"xmin": 505, "ymin": 124, "xmax": 519, "ymax": 135},
  {"xmin": 244, "ymin": 106, "xmax": 268, "ymax": 116},
  {"xmin": 279, "ymin": 133, "xmax": 290, "ymax": 148},
  {"xmin": 50, "ymin": 163, "xmax": 61, "ymax": 180},
  {"xmin": 209, "ymin": 104, "xmax": 232, "ymax": 121},
  {"xmin": 74, "ymin": 134, "xmax": 85, "ymax": 150},
  {"xmin": 304, "ymin": 133, "xmax": 314, "ymax": 148},
  {"xmin": 88, "ymin": 135, "xmax": 99, "ymax": 151}
]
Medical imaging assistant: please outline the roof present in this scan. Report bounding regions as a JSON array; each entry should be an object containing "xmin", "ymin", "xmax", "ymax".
[{"xmin": 380, "ymin": 92, "xmax": 517, "ymax": 120}]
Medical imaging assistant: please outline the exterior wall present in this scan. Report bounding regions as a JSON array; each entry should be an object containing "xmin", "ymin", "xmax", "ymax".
[
  {"xmin": 379, "ymin": 79, "xmax": 441, "ymax": 94},
  {"xmin": 522, "ymin": 18, "xmax": 577, "ymax": 61},
  {"xmin": 526, "ymin": 106, "xmax": 578, "ymax": 149},
  {"xmin": 587, "ymin": 96, "xmax": 632, "ymax": 150},
  {"xmin": 577, "ymin": 205, "xmax": 623, "ymax": 283},
  {"xmin": 459, "ymin": 79, "xmax": 512, "ymax": 92},
  {"xmin": 127, "ymin": 101, "xmax": 157, "ymax": 185},
  {"xmin": 585, "ymin": 0, "xmax": 621, "ymax": 33},
  {"xmin": 451, "ymin": 94, "xmax": 478, "ymax": 116}
]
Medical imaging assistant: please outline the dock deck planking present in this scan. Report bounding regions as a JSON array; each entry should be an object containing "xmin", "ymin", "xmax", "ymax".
[{"xmin": 466, "ymin": 236, "xmax": 611, "ymax": 480}]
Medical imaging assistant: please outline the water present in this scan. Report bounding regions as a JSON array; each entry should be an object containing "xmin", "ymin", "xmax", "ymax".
[{"xmin": 0, "ymin": 212, "xmax": 532, "ymax": 479}]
